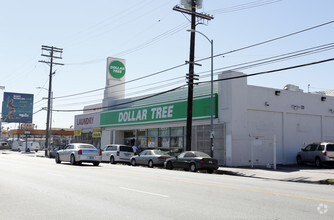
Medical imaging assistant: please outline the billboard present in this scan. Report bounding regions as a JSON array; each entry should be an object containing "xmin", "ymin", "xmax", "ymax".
[{"xmin": 1, "ymin": 92, "xmax": 34, "ymax": 123}]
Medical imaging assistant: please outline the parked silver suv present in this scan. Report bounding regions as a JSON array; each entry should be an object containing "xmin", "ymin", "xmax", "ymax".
[
  {"xmin": 296, "ymin": 142, "xmax": 334, "ymax": 167},
  {"xmin": 101, "ymin": 144, "xmax": 134, "ymax": 164}
]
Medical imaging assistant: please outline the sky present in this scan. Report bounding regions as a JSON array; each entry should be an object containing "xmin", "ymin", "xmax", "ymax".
[{"xmin": 1, "ymin": 0, "xmax": 334, "ymax": 130}]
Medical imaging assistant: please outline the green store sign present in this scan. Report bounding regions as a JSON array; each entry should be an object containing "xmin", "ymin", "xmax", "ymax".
[
  {"xmin": 100, "ymin": 94, "xmax": 218, "ymax": 127},
  {"xmin": 109, "ymin": 60, "xmax": 125, "ymax": 79}
]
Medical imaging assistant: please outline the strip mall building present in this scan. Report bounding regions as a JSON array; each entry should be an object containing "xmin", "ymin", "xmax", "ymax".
[{"xmin": 74, "ymin": 58, "xmax": 334, "ymax": 166}]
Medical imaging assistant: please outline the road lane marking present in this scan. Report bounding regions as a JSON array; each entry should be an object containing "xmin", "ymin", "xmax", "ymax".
[
  {"xmin": 4, "ymin": 155, "xmax": 331, "ymax": 204},
  {"xmin": 101, "ymin": 169, "xmax": 334, "ymax": 204},
  {"xmin": 120, "ymin": 187, "xmax": 169, "ymax": 198}
]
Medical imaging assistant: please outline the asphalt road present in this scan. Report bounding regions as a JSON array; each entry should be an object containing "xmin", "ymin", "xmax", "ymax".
[{"xmin": 0, "ymin": 152, "xmax": 333, "ymax": 220}]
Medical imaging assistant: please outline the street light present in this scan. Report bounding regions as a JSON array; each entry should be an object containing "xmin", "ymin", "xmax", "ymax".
[{"xmin": 187, "ymin": 29, "xmax": 214, "ymax": 158}]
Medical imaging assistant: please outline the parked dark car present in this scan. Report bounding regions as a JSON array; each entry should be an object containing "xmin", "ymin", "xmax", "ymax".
[
  {"xmin": 164, "ymin": 151, "xmax": 218, "ymax": 173},
  {"xmin": 130, "ymin": 149, "xmax": 172, "ymax": 168},
  {"xmin": 49, "ymin": 146, "xmax": 63, "ymax": 158}
]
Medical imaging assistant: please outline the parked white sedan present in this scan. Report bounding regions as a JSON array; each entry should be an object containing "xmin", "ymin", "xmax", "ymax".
[{"xmin": 55, "ymin": 143, "xmax": 101, "ymax": 166}]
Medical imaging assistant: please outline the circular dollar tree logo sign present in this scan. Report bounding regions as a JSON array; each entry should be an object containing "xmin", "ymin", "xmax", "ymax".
[{"xmin": 109, "ymin": 60, "xmax": 125, "ymax": 79}]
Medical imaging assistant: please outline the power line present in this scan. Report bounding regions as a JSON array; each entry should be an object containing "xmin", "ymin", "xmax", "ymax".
[
  {"xmin": 52, "ymin": 57, "xmax": 334, "ymax": 112},
  {"xmin": 54, "ymin": 62, "xmax": 187, "ymax": 99},
  {"xmin": 52, "ymin": 20, "xmax": 334, "ymax": 101},
  {"xmin": 61, "ymin": 1, "xmax": 281, "ymax": 66},
  {"xmin": 207, "ymin": 0, "xmax": 282, "ymax": 14},
  {"xmin": 198, "ymin": 42, "xmax": 334, "ymax": 76},
  {"xmin": 52, "ymin": 84, "xmax": 186, "ymax": 112},
  {"xmin": 50, "ymin": 41, "xmax": 334, "ymax": 108},
  {"xmin": 204, "ymin": 58, "xmax": 334, "ymax": 84},
  {"xmin": 64, "ymin": 22, "xmax": 189, "ymax": 66},
  {"xmin": 196, "ymin": 20, "xmax": 334, "ymax": 64}
]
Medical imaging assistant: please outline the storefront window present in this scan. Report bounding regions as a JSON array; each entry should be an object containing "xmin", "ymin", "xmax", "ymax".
[
  {"xmin": 170, "ymin": 137, "xmax": 184, "ymax": 154},
  {"xmin": 138, "ymin": 137, "xmax": 147, "ymax": 149},
  {"xmin": 158, "ymin": 137, "xmax": 170, "ymax": 149},
  {"xmin": 147, "ymin": 129, "xmax": 158, "ymax": 148},
  {"xmin": 137, "ymin": 129, "xmax": 147, "ymax": 150},
  {"xmin": 137, "ymin": 129, "xmax": 146, "ymax": 137},
  {"xmin": 148, "ymin": 137, "xmax": 157, "ymax": 148},
  {"xmin": 147, "ymin": 129, "xmax": 158, "ymax": 137},
  {"xmin": 159, "ymin": 128, "xmax": 170, "ymax": 137},
  {"xmin": 124, "ymin": 130, "xmax": 135, "ymax": 138},
  {"xmin": 122, "ymin": 127, "xmax": 184, "ymax": 153},
  {"xmin": 124, "ymin": 130, "xmax": 135, "ymax": 146},
  {"xmin": 171, "ymin": 127, "xmax": 183, "ymax": 136}
]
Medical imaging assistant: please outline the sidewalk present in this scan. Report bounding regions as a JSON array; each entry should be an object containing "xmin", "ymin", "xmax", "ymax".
[
  {"xmin": 217, "ymin": 165, "xmax": 334, "ymax": 185},
  {"xmin": 2, "ymin": 149, "xmax": 333, "ymax": 185}
]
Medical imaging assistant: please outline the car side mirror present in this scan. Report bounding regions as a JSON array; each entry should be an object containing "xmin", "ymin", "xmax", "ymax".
[
  {"xmin": 175, "ymin": 156, "xmax": 178, "ymax": 159},
  {"xmin": 301, "ymin": 148, "xmax": 305, "ymax": 151}
]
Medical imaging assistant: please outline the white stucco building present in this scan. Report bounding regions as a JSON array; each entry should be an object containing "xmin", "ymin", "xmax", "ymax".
[{"xmin": 74, "ymin": 58, "xmax": 334, "ymax": 167}]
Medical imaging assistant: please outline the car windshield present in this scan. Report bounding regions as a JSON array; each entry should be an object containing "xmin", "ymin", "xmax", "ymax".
[
  {"xmin": 327, "ymin": 144, "xmax": 334, "ymax": 151},
  {"xmin": 194, "ymin": 152, "xmax": 211, "ymax": 158},
  {"xmin": 153, "ymin": 150, "xmax": 169, "ymax": 156},
  {"xmin": 78, "ymin": 145, "xmax": 96, "ymax": 149},
  {"xmin": 120, "ymin": 146, "xmax": 133, "ymax": 152}
]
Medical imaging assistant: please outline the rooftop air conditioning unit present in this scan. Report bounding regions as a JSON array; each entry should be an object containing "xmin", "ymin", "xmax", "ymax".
[{"xmin": 283, "ymin": 84, "xmax": 303, "ymax": 92}]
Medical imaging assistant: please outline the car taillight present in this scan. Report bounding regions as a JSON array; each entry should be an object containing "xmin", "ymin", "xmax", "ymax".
[
  {"xmin": 199, "ymin": 159, "xmax": 205, "ymax": 163},
  {"xmin": 78, "ymin": 149, "xmax": 82, "ymax": 155},
  {"xmin": 99, "ymin": 149, "xmax": 102, "ymax": 156},
  {"xmin": 117, "ymin": 151, "xmax": 120, "ymax": 156},
  {"xmin": 323, "ymin": 151, "xmax": 327, "ymax": 156}
]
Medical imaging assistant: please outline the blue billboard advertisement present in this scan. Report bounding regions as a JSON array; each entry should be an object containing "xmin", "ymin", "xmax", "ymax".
[{"xmin": 1, "ymin": 92, "xmax": 34, "ymax": 123}]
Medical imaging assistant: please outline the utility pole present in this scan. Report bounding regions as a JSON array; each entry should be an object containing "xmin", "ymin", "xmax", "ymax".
[
  {"xmin": 39, "ymin": 46, "xmax": 63, "ymax": 157},
  {"xmin": 173, "ymin": 1, "xmax": 213, "ymax": 151},
  {"xmin": 186, "ymin": 0, "xmax": 196, "ymax": 152}
]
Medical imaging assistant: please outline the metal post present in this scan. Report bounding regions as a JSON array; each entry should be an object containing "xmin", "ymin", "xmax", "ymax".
[
  {"xmin": 251, "ymin": 140, "xmax": 253, "ymax": 168},
  {"xmin": 210, "ymin": 39, "xmax": 214, "ymax": 158},
  {"xmin": 273, "ymin": 135, "xmax": 277, "ymax": 170},
  {"xmin": 187, "ymin": 30, "xmax": 214, "ymax": 157}
]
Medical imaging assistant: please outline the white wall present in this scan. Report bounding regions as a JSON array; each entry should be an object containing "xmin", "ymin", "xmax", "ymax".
[
  {"xmin": 219, "ymin": 71, "xmax": 334, "ymax": 166},
  {"xmin": 219, "ymin": 71, "xmax": 248, "ymax": 166}
]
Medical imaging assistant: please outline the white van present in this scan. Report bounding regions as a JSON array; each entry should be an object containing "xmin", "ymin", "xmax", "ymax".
[
  {"xmin": 101, "ymin": 144, "xmax": 134, "ymax": 164},
  {"xmin": 18, "ymin": 142, "xmax": 40, "ymax": 152}
]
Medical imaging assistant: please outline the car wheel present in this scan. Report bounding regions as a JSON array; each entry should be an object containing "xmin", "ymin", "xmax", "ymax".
[
  {"xmin": 166, "ymin": 161, "xmax": 173, "ymax": 170},
  {"xmin": 55, "ymin": 154, "xmax": 61, "ymax": 164},
  {"xmin": 93, "ymin": 162, "xmax": 99, "ymax": 166},
  {"xmin": 110, "ymin": 156, "xmax": 115, "ymax": 164},
  {"xmin": 296, "ymin": 156, "xmax": 303, "ymax": 166},
  {"xmin": 131, "ymin": 159, "xmax": 136, "ymax": 166},
  {"xmin": 18, "ymin": 148, "xmax": 21, "ymax": 152},
  {"xmin": 148, "ymin": 160, "xmax": 153, "ymax": 168},
  {"xmin": 315, "ymin": 157, "xmax": 322, "ymax": 168},
  {"xmin": 70, "ymin": 154, "xmax": 76, "ymax": 165},
  {"xmin": 27, "ymin": 148, "xmax": 30, "ymax": 152},
  {"xmin": 190, "ymin": 163, "xmax": 197, "ymax": 172},
  {"xmin": 207, "ymin": 169, "xmax": 214, "ymax": 174}
]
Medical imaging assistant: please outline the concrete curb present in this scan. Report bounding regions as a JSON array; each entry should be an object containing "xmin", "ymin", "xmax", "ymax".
[{"xmin": 217, "ymin": 166, "xmax": 334, "ymax": 185}]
